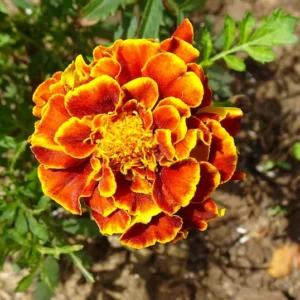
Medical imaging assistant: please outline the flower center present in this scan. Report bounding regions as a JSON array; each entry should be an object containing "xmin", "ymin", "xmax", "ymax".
[{"xmin": 97, "ymin": 114, "xmax": 157, "ymax": 173}]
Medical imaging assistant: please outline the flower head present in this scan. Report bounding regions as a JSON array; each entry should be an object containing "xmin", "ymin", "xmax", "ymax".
[{"xmin": 29, "ymin": 19, "xmax": 244, "ymax": 249}]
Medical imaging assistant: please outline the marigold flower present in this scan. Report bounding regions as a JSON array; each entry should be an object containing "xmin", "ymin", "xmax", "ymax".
[{"xmin": 29, "ymin": 19, "xmax": 244, "ymax": 249}]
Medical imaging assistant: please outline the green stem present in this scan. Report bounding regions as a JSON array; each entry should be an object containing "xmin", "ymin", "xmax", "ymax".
[{"xmin": 69, "ymin": 253, "xmax": 95, "ymax": 283}]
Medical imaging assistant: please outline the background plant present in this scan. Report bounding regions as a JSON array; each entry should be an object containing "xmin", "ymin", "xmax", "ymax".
[{"xmin": 0, "ymin": 0, "xmax": 298, "ymax": 298}]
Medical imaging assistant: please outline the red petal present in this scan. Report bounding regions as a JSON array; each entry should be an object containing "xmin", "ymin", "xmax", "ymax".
[
  {"xmin": 157, "ymin": 97, "xmax": 191, "ymax": 117},
  {"xmin": 66, "ymin": 75, "xmax": 121, "ymax": 118},
  {"xmin": 153, "ymin": 105, "xmax": 180, "ymax": 131},
  {"xmin": 175, "ymin": 129, "xmax": 199, "ymax": 159},
  {"xmin": 90, "ymin": 57, "xmax": 121, "ymax": 78},
  {"xmin": 173, "ymin": 18, "xmax": 194, "ymax": 43},
  {"xmin": 153, "ymin": 158, "xmax": 200, "ymax": 214},
  {"xmin": 92, "ymin": 209, "xmax": 131, "ymax": 235},
  {"xmin": 38, "ymin": 161, "xmax": 94, "ymax": 214},
  {"xmin": 155, "ymin": 129, "xmax": 176, "ymax": 161},
  {"xmin": 55, "ymin": 117, "xmax": 95, "ymax": 159},
  {"xmin": 120, "ymin": 213, "xmax": 183, "ymax": 249},
  {"xmin": 98, "ymin": 155, "xmax": 117, "ymax": 197}
]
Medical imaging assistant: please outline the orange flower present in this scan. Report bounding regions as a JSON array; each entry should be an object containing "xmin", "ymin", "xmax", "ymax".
[{"xmin": 29, "ymin": 19, "xmax": 244, "ymax": 249}]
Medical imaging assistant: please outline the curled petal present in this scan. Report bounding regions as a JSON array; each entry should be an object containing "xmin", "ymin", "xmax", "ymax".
[
  {"xmin": 175, "ymin": 129, "xmax": 199, "ymax": 160},
  {"xmin": 120, "ymin": 213, "xmax": 183, "ymax": 249},
  {"xmin": 160, "ymin": 37, "xmax": 199, "ymax": 63},
  {"xmin": 116, "ymin": 39, "xmax": 160, "ymax": 84},
  {"xmin": 38, "ymin": 161, "xmax": 94, "ymax": 214},
  {"xmin": 197, "ymin": 106, "xmax": 243, "ymax": 136},
  {"xmin": 173, "ymin": 18, "xmax": 194, "ymax": 43},
  {"xmin": 171, "ymin": 230, "xmax": 189, "ymax": 243},
  {"xmin": 153, "ymin": 105, "xmax": 180, "ymax": 131},
  {"xmin": 66, "ymin": 75, "xmax": 121, "ymax": 118},
  {"xmin": 114, "ymin": 175, "xmax": 160, "ymax": 218},
  {"xmin": 73, "ymin": 55, "xmax": 91, "ymax": 87},
  {"xmin": 92, "ymin": 209, "xmax": 131, "ymax": 235},
  {"xmin": 142, "ymin": 52, "xmax": 187, "ymax": 91},
  {"xmin": 192, "ymin": 162, "xmax": 221, "ymax": 203},
  {"xmin": 155, "ymin": 129, "xmax": 176, "ymax": 161},
  {"xmin": 153, "ymin": 158, "xmax": 200, "ymax": 214},
  {"xmin": 137, "ymin": 105, "xmax": 153, "ymax": 130},
  {"xmin": 230, "ymin": 171, "xmax": 246, "ymax": 181},
  {"xmin": 172, "ymin": 117, "xmax": 188, "ymax": 144},
  {"xmin": 122, "ymin": 77, "xmax": 159, "ymax": 109},
  {"xmin": 85, "ymin": 185, "xmax": 116, "ymax": 217},
  {"xmin": 93, "ymin": 40, "xmax": 123, "ymax": 60},
  {"xmin": 157, "ymin": 97, "xmax": 191, "ymax": 117},
  {"xmin": 131, "ymin": 176, "xmax": 152, "ymax": 194},
  {"xmin": 98, "ymin": 155, "xmax": 117, "ymax": 197},
  {"xmin": 90, "ymin": 57, "xmax": 121, "ymax": 78},
  {"xmin": 55, "ymin": 117, "xmax": 95, "ymax": 159},
  {"xmin": 164, "ymin": 72, "xmax": 203, "ymax": 107},
  {"xmin": 207, "ymin": 120, "xmax": 237, "ymax": 183}
]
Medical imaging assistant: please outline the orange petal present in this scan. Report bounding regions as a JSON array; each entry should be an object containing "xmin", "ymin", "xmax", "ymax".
[
  {"xmin": 137, "ymin": 105, "xmax": 153, "ymax": 130},
  {"xmin": 157, "ymin": 97, "xmax": 191, "ymax": 117},
  {"xmin": 131, "ymin": 176, "xmax": 152, "ymax": 194},
  {"xmin": 142, "ymin": 52, "xmax": 187, "ymax": 92},
  {"xmin": 120, "ymin": 213, "xmax": 183, "ymax": 249},
  {"xmin": 163, "ymin": 72, "xmax": 203, "ymax": 107},
  {"xmin": 93, "ymin": 40, "xmax": 123, "ymax": 60},
  {"xmin": 177, "ymin": 199, "xmax": 220, "ymax": 231},
  {"xmin": 187, "ymin": 63, "xmax": 212, "ymax": 108},
  {"xmin": 197, "ymin": 107, "xmax": 243, "ymax": 136},
  {"xmin": 38, "ymin": 161, "xmax": 94, "ymax": 214},
  {"xmin": 92, "ymin": 209, "xmax": 131, "ymax": 235},
  {"xmin": 98, "ymin": 155, "xmax": 117, "ymax": 197},
  {"xmin": 55, "ymin": 117, "xmax": 95, "ymax": 159},
  {"xmin": 207, "ymin": 120, "xmax": 237, "ymax": 183},
  {"xmin": 85, "ymin": 184, "xmax": 116, "ymax": 217},
  {"xmin": 186, "ymin": 116, "xmax": 211, "ymax": 145},
  {"xmin": 155, "ymin": 129, "xmax": 176, "ymax": 161},
  {"xmin": 192, "ymin": 162, "xmax": 221, "ymax": 203},
  {"xmin": 66, "ymin": 75, "xmax": 121, "ymax": 118},
  {"xmin": 90, "ymin": 57, "xmax": 121, "ymax": 78},
  {"xmin": 230, "ymin": 171, "xmax": 246, "ymax": 181},
  {"xmin": 160, "ymin": 37, "xmax": 199, "ymax": 63},
  {"xmin": 153, "ymin": 105, "xmax": 180, "ymax": 131},
  {"xmin": 114, "ymin": 175, "xmax": 160, "ymax": 218},
  {"xmin": 153, "ymin": 158, "xmax": 200, "ymax": 214},
  {"xmin": 171, "ymin": 230, "xmax": 189, "ymax": 243},
  {"xmin": 116, "ymin": 39, "xmax": 160, "ymax": 84},
  {"xmin": 73, "ymin": 55, "xmax": 91, "ymax": 88},
  {"xmin": 171, "ymin": 117, "xmax": 188, "ymax": 144},
  {"xmin": 122, "ymin": 77, "xmax": 159, "ymax": 109},
  {"xmin": 173, "ymin": 18, "xmax": 194, "ymax": 43},
  {"xmin": 175, "ymin": 129, "xmax": 199, "ymax": 160}
]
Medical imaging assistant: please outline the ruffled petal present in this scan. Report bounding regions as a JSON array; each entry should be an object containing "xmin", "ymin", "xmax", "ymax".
[
  {"xmin": 122, "ymin": 77, "xmax": 159, "ymax": 109},
  {"xmin": 152, "ymin": 158, "xmax": 200, "ymax": 214},
  {"xmin": 38, "ymin": 161, "xmax": 94, "ymax": 214},
  {"xmin": 92, "ymin": 209, "xmax": 131, "ymax": 235},
  {"xmin": 192, "ymin": 162, "xmax": 221, "ymax": 203},
  {"xmin": 197, "ymin": 106, "xmax": 243, "ymax": 136},
  {"xmin": 175, "ymin": 129, "xmax": 199, "ymax": 159},
  {"xmin": 155, "ymin": 129, "xmax": 176, "ymax": 161},
  {"xmin": 93, "ymin": 40, "xmax": 123, "ymax": 60},
  {"xmin": 85, "ymin": 184, "xmax": 116, "ymax": 217},
  {"xmin": 90, "ymin": 57, "xmax": 121, "ymax": 78},
  {"xmin": 163, "ymin": 72, "xmax": 203, "ymax": 107},
  {"xmin": 120, "ymin": 213, "xmax": 183, "ymax": 249},
  {"xmin": 173, "ymin": 18, "xmax": 194, "ymax": 43},
  {"xmin": 66, "ymin": 75, "xmax": 121, "ymax": 118},
  {"xmin": 153, "ymin": 105, "xmax": 180, "ymax": 131},
  {"xmin": 55, "ymin": 117, "xmax": 95, "ymax": 159},
  {"xmin": 160, "ymin": 37, "xmax": 199, "ymax": 63},
  {"xmin": 142, "ymin": 52, "xmax": 187, "ymax": 91},
  {"xmin": 156, "ymin": 97, "xmax": 191, "ymax": 117},
  {"xmin": 131, "ymin": 176, "xmax": 152, "ymax": 194},
  {"xmin": 207, "ymin": 120, "xmax": 238, "ymax": 183},
  {"xmin": 171, "ymin": 117, "xmax": 188, "ymax": 144},
  {"xmin": 98, "ymin": 155, "xmax": 117, "ymax": 197},
  {"xmin": 116, "ymin": 39, "xmax": 160, "ymax": 84}
]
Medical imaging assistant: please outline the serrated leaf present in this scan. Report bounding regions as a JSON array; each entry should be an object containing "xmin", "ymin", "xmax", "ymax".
[
  {"xmin": 26, "ymin": 213, "xmax": 49, "ymax": 242},
  {"xmin": 245, "ymin": 46, "xmax": 276, "ymax": 63},
  {"xmin": 292, "ymin": 142, "xmax": 300, "ymax": 161},
  {"xmin": 15, "ymin": 268, "xmax": 38, "ymax": 292},
  {"xmin": 138, "ymin": 0, "xmax": 164, "ymax": 38},
  {"xmin": 43, "ymin": 256, "xmax": 60, "ymax": 289},
  {"xmin": 239, "ymin": 11, "xmax": 256, "ymax": 44},
  {"xmin": 224, "ymin": 15, "xmax": 236, "ymax": 50},
  {"xmin": 80, "ymin": 0, "xmax": 124, "ymax": 26},
  {"xmin": 224, "ymin": 55, "xmax": 246, "ymax": 71},
  {"xmin": 201, "ymin": 28, "xmax": 213, "ymax": 60}
]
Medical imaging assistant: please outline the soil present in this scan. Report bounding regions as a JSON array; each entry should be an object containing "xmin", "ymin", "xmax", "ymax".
[{"xmin": 1, "ymin": 0, "xmax": 300, "ymax": 299}]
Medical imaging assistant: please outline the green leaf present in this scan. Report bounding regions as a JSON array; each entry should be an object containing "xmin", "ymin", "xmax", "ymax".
[
  {"xmin": 34, "ymin": 281, "xmax": 53, "ymax": 300},
  {"xmin": 0, "ymin": 203, "xmax": 16, "ymax": 224},
  {"xmin": 69, "ymin": 253, "xmax": 94, "ymax": 283},
  {"xmin": 238, "ymin": 11, "xmax": 256, "ymax": 44},
  {"xmin": 276, "ymin": 161, "xmax": 292, "ymax": 171},
  {"xmin": 62, "ymin": 219, "xmax": 99, "ymax": 236},
  {"xmin": 26, "ymin": 213, "xmax": 49, "ymax": 242},
  {"xmin": 244, "ymin": 46, "xmax": 276, "ymax": 63},
  {"xmin": 138, "ymin": 0, "xmax": 164, "ymax": 38},
  {"xmin": 292, "ymin": 142, "xmax": 300, "ymax": 161},
  {"xmin": 8, "ymin": 140, "xmax": 27, "ymax": 173},
  {"xmin": 201, "ymin": 28, "xmax": 213, "ymax": 61},
  {"xmin": 15, "ymin": 268, "xmax": 39, "ymax": 292},
  {"xmin": 36, "ymin": 196, "xmax": 51, "ymax": 211},
  {"xmin": 38, "ymin": 245, "xmax": 83, "ymax": 259},
  {"xmin": 15, "ymin": 209, "xmax": 28, "ymax": 235},
  {"xmin": 43, "ymin": 256, "xmax": 60, "ymax": 289},
  {"xmin": 127, "ymin": 15, "xmax": 138, "ymax": 38},
  {"xmin": 224, "ymin": 15, "xmax": 236, "ymax": 50},
  {"xmin": 80, "ymin": 0, "xmax": 124, "ymax": 25},
  {"xmin": 224, "ymin": 55, "xmax": 246, "ymax": 71},
  {"xmin": 13, "ymin": 0, "xmax": 34, "ymax": 10}
]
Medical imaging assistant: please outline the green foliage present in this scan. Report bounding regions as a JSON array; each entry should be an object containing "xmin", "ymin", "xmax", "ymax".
[
  {"xmin": 293, "ymin": 142, "xmax": 300, "ymax": 161},
  {"xmin": 199, "ymin": 9, "xmax": 299, "ymax": 71}
]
